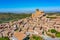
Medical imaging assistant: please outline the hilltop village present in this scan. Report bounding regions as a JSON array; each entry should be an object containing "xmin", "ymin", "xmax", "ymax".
[{"xmin": 0, "ymin": 9, "xmax": 60, "ymax": 40}]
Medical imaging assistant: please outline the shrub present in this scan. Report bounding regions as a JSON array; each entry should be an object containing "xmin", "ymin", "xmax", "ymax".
[
  {"xmin": 0, "ymin": 37, "xmax": 10, "ymax": 40},
  {"xmin": 30, "ymin": 35, "xmax": 43, "ymax": 40},
  {"xmin": 49, "ymin": 29, "xmax": 57, "ymax": 33},
  {"xmin": 48, "ymin": 29, "xmax": 60, "ymax": 37},
  {"xmin": 55, "ymin": 32, "xmax": 60, "ymax": 37}
]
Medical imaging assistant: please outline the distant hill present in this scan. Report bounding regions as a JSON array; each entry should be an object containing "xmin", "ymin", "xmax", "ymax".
[
  {"xmin": 0, "ymin": 12, "xmax": 60, "ymax": 24},
  {"xmin": 0, "ymin": 13, "xmax": 31, "ymax": 24}
]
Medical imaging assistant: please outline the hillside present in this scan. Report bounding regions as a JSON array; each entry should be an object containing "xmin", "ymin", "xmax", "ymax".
[
  {"xmin": 0, "ymin": 9, "xmax": 60, "ymax": 40},
  {"xmin": 0, "ymin": 12, "xmax": 60, "ymax": 24},
  {"xmin": 0, "ymin": 13, "xmax": 31, "ymax": 23}
]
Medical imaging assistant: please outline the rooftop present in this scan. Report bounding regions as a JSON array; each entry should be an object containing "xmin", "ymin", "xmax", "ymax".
[{"xmin": 14, "ymin": 32, "xmax": 26, "ymax": 40}]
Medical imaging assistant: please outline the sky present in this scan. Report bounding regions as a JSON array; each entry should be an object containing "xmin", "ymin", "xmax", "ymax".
[{"xmin": 0, "ymin": 0, "xmax": 60, "ymax": 12}]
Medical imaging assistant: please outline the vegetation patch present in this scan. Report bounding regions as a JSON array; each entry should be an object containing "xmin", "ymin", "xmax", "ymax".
[
  {"xmin": 0, "ymin": 37, "xmax": 10, "ymax": 40},
  {"xmin": 48, "ymin": 29, "xmax": 57, "ymax": 33},
  {"xmin": 0, "ymin": 13, "xmax": 31, "ymax": 24},
  {"xmin": 30, "ymin": 35, "xmax": 43, "ymax": 40},
  {"xmin": 55, "ymin": 32, "xmax": 60, "ymax": 37},
  {"xmin": 48, "ymin": 29, "xmax": 60, "ymax": 38},
  {"xmin": 23, "ymin": 35, "xmax": 43, "ymax": 40},
  {"xmin": 46, "ymin": 16, "xmax": 57, "ymax": 19}
]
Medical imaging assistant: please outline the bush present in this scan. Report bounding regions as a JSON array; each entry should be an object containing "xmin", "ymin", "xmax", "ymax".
[
  {"xmin": 30, "ymin": 35, "xmax": 43, "ymax": 40},
  {"xmin": 55, "ymin": 32, "xmax": 60, "ymax": 37},
  {"xmin": 0, "ymin": 37, "xmax": 10, "ymax": 40},
  {"xmin": 51, "ymin": 29, "xmax": 57, "ymax": 33},
  {"xmin": 48, "ymin": 29, "xmax": 60, "ymax": 37}
]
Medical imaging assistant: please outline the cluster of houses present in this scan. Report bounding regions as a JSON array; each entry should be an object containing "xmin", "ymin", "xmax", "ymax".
[{"xmin": 0, "ymin": 9, "xmax": 60, "ymax": 40}]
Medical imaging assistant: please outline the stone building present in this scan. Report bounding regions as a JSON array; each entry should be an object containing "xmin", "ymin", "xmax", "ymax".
[{"xmin": 32, "ymin": 9, "xmax": 44, "ymax": 18}]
